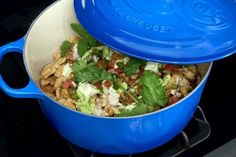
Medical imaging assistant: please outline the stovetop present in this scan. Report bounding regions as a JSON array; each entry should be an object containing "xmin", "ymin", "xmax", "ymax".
[{"xmin": 0, "ymin": 0, "xmax": 235, "ymax": 157}]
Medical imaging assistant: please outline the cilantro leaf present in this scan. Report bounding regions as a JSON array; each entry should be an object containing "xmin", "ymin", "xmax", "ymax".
[
  {"xmin": 74, "ymin": 66, "xmax": 102, "ymax": 83},
  {"xmin": 101, "ymin": 70, "xmax": 113, "ymax": 80},
  {"xmin": 117, "ymin": 103, "xmax": 150, "ymax": 117},
  {"xmin": 72, "ymin": 59, "xmax": 94, "ymax": 72},
  {"xmin": 77, "ymin": 38, "xmax": 91, "ymax": 57},
  {"xmin": 116, "ymin": 62, "xmax": 124, "ymax": 70},
  {"xmin": 141, "ymin": 71, "xmax": 168, "ymax": 106},
  {"xmin": 60, "ymin": 40, "xmax": 72, "ymax": 57},
  {"xmin": 71, "ymin": 23, "xmax": 90, "ymax": 38},
  {"xmin": 74, "ymin": 65, "xmax": 112, "ymax": 83},
  {"xmin": 124, "ymin": 58, "xmax": 145, "ymax": 76},
  {"xmin": 87, "ymin": 36, "xmax": 97, "ymax": 46},
  {"xmin": 71, "ymin": 23, "xmax": 97, "ymax": 57},
  {"xmin": 77, "ymin": 36, "xmax": 97, "ymax": 57}
]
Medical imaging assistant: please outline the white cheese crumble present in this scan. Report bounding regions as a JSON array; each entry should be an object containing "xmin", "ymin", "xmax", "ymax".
[
  {"xmin": 92, "ymin": 55, "xmax": 99, "ymax": 62},
  {"xmin": 72, "ymin": 44, "xmax": 79, "ymax": 60},
  {"xmin": 94, "ymin": 106, "xmax": 105, "ymax": 116},
  {"xmin": 71, "ymin": 81, "xmax": 77, "ymax": 88},
  {"xmin": 171, "ymin": 89, "xmax": 182, "ymax": 97},
  {"xmin": 107, "ymin": 88, "xmax": 120, "ymax": 106},
  {"xmin": 123, "ymin": 57, "xmax": 129, "ymax": 64},
  {"xmin": 171, "ymin": 89, "xmax": 178, "ymax": 95},
  {"xmin": 145, "ymin": 62, "xmax": 160, "ymax": 73},
  {"xmin": 115, "ymin": 57, "xmax": 129, "ymax": 67},
  {"xmin": 102, "ymin": 83, "xmax": 120, "ymax": 106},
  {"xmin": 62, "ymin": 63, "xmax": 72, "ymax": 79},
  {"xmin": 77, "ymin": 83, "xmax": 99, "ymax": 101},
  {"xmin": 124, "ymin": 104, "xmax": 136, "ymax": 111},
  {"xmin": 114, "ymin": 62, "xmax": 118, "ymax": 69}
]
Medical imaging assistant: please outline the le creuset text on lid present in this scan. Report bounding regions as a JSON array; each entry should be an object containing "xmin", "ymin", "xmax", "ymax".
[{"xmin": 74, "ymin": 0, "xmax": 236, "ymax": 64}]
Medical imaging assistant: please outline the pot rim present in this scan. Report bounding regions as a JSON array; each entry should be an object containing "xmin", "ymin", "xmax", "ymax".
[{"xmin": 23, "ymin": 0, "xmax": 213, "ymax": 120}]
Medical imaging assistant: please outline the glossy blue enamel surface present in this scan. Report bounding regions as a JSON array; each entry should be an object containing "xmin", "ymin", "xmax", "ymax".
[
  {"xmin": 39, "ymin": 76, "xmax": 208, "ymax": 154},
  {"xmin": 0, "ymin": 38, "xmax": 43, "ymax": 99},
  {"xmin": 74, "ymin": 0, "xmax": 236, "ymax": 63},
  {"xmin": 0, "ymin": 37, "xmax": 211, "ymax": 154}
]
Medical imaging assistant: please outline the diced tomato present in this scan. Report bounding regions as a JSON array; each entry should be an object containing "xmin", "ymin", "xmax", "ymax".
[
  {"xmin": 174, "ymin": 68, "xmax": 184, "ymax": 74},
  {"xmin": 139, "ymin": 66, "xmax": 144, "ymax": 73},
  {"xmin": 137, "ymin": 85, "xmax": 142, "ymax": 95},
  {"xmin": 168, "ymin": 96, "xmax": 181, "ymax": 105},
  {"xmin": 137, "ymin": 66, "xmax": 144, "ymax": 78},
  {"xmin": 128, "ymin": 78, "xmax": 137, "ymax": 86},
  {"xmin": 107, "ymin": 60, "xmax": 116, "ymax": 70},
  {"xmin": 164, "ymin": 64, "xmax": 177, "ymax": 71},
  {"xmin": 103, "ymin": 80, "xmax": 112, "ymax": 89},
  {"xmin": 119, "ymin": 73, "xmax": 126, "ymax": 82},
  {"xmin": 108, "ymin": 68, "xmax": 122, "ymax": 75},
  {"xmin": 112, "ymin": 53, "xmax": 122, "ymax": 60},
  {"xmin": 113, "ymin": 68, "xmax": 122, "ymax": 75},
  {"xmin": 93, "ymin": 81, "xmax": 103, "ymax": 89},
  {"xmin": 41, "ymin": 85, "xmax": 55, "ymax": 93},
  {"xmin": 120, "ymin": 92, "xmax": 134, "ymax": 104},
  {"xmin": 62, "ymin": 79, "xmax": 73, "ymax": 89},
  {"xmin": 96, "ymin": 60, "xmax": 107, "ymax": 69},
  {"xmin": 189, "ymin": 80, "xmax": 196, "ymax": 89}
]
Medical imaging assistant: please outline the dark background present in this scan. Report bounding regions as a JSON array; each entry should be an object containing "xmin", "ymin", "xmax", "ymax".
[{"xmin": 0, "ymin": 0, "xmax": 235, "ymax": 157}]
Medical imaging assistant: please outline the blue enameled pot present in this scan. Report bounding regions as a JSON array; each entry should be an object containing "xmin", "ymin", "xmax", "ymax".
[{"xmin": 0, "ymin": 0, "xmax": 212, "ymax": 155}]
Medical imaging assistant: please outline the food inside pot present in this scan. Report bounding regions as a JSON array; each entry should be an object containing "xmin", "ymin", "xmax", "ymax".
[{"xmin": 39, "ymin": 23, "xmax": 201, "ymax": 117}]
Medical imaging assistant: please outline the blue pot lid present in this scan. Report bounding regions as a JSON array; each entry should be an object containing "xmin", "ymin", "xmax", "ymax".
[{"xmin": 74, "ymin": 0, "xmax": 236, "ymax": 64}]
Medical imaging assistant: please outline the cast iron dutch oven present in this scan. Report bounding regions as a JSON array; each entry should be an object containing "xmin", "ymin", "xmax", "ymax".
[{"xmin": 0, "ymin": 0, "xmax": 235, "ymax": 154}]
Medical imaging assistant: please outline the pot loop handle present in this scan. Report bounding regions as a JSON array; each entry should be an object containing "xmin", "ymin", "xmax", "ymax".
[{"xmin": 0, "ymin": 37, "xmax": 44, "ymax": 99}]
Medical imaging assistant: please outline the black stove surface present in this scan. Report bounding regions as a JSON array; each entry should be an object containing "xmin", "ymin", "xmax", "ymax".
[{"xmin": 0, "ymin": 1, "xmax": 235, "ymax": 157}]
